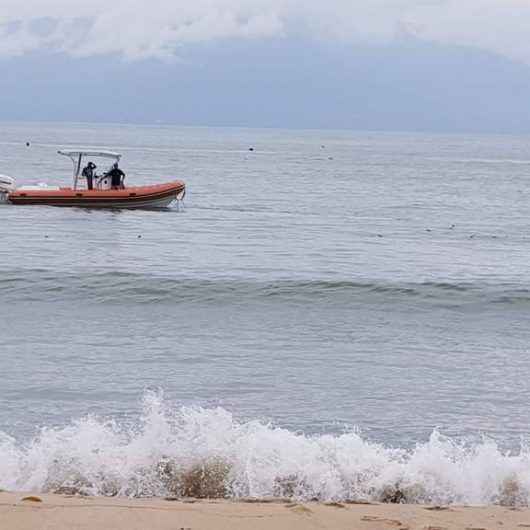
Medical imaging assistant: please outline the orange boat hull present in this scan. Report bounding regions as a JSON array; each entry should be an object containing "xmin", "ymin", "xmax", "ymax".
[{"xmin": 8, "ymin": 180, "xmax": 185, "ymax": 209}]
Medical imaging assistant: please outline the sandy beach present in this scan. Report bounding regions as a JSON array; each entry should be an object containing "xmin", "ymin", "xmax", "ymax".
[{"xmin": 1, "ymin": 493, "xmax": 530, "ymax": 530}]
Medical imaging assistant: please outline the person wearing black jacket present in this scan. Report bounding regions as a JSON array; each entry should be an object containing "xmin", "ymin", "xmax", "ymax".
[{"xmin": 107, "ymin": 163, "xmax": 125, "ymax": 189}]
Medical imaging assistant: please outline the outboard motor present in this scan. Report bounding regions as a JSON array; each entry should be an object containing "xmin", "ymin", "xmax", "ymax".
[{"xmin": 0, "ymin": 175, "xmax": 15, "ymax": 203}]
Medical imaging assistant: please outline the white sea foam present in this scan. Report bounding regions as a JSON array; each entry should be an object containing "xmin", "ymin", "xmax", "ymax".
[{"xmin": 1, "ymin": 392, "xmax": 529, "ymax": 504}]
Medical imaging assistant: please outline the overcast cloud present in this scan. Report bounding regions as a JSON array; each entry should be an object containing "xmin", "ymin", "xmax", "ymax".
[{"xmin": 1, "ymin": 0, "xmax": 529, "ymax": 62}]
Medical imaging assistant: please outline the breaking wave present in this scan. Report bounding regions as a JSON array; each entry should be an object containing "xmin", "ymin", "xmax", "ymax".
[{"xmin": 1, "ymin": 392, "xmax": 530, "ymax": 505}]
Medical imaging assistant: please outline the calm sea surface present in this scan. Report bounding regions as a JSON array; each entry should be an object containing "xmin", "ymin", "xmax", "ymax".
[{"xmin": 1, "ymin": 122, "xmax": 530, "ymax": 502}]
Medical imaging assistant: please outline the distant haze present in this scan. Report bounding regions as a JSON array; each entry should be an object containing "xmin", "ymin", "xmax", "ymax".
[{"xmin": 2, "ymin": 1, "xmax": 530, "ymax": 132}]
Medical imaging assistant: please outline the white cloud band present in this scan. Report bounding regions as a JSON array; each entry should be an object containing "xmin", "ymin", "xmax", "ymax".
[{"xmin": 1, "ymin": 0, "xmax": 529, "ymax": 62}]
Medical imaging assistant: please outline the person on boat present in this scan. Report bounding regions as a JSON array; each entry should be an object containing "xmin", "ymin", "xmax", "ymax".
[
  {"xmin": 107, "ymin": 163, "xmax": 125, "ymax": 189},
  {"xmin": 81, "ymin": 161, "xmax": 96, "ymax": 190}
]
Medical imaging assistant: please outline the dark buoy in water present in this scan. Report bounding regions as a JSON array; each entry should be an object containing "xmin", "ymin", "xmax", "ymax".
[
  {"xmin": 137, "ymin": 235, "xmax": 142, "ymax": 239},
  {"xmin": 248, "ymin": 147, "xmax": 254, "ymax": 152},
  {"xmin": 26, "ymin": 142, "xmax": 30, "ymax": 147}
]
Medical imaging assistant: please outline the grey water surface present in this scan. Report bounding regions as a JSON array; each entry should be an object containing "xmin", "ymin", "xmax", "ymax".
[{"xmin": 2, "ymin": 122, "xmax": 530, "ymax": 448}]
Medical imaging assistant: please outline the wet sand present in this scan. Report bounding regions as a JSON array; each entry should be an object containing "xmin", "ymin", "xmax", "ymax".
[{"xmin": 1, "ymin": 492, "xmax": 530, "ymax": 530}]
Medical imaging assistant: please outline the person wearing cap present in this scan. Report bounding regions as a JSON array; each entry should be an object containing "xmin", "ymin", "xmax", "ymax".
[{"xmin": 81, "ymin": 161, "xmax": 96, "ymax": 190}]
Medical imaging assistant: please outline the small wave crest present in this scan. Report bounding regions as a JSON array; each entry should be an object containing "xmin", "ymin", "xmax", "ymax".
[
  {"xmin": 2, "ymin": 269, "xmax": 529, "ymax": 307},
  {"xmin": 1, "ymin": 392, "xmax": 530, "ymax": 504}
]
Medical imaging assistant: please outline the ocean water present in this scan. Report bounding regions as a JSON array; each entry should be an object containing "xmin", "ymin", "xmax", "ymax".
[{"xmin": 1, "ymin": 122, "xmax": 530, "ymax": 503}]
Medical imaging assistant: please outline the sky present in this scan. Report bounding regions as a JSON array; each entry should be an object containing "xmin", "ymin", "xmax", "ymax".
[{"xmin": 2, "ymin": 0, "xmax": 530, "ymax": 132}]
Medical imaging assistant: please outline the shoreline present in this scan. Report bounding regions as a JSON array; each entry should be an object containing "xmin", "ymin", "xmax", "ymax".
[{"xmin": 1, "ymin": 492, "xmax": 530, "ymax": 530}]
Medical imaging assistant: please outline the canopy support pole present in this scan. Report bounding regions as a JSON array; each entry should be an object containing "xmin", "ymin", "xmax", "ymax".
[{"xmin": 74, "ymin": 153, "xmax": 82, "ymax": 190}]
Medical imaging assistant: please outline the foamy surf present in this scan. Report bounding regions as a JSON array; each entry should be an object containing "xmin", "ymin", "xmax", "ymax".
[{"xmin": 0, "ymin": 392, "xmax": 529, "ymax": 505}]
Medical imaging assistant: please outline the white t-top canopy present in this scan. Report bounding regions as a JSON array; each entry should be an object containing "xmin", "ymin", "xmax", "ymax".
[
  {"xmin": 58, "ymin": 149, "xmax": 123, "ymax": 189},
  {"xmin": 58, "ymin": 150, "xmax": 122, "ymax": 160}
]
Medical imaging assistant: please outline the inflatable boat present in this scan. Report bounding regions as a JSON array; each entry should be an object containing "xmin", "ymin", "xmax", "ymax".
[{"xmin": 0, "ymin": 150, "xmax": 186, "ymax": 209}]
